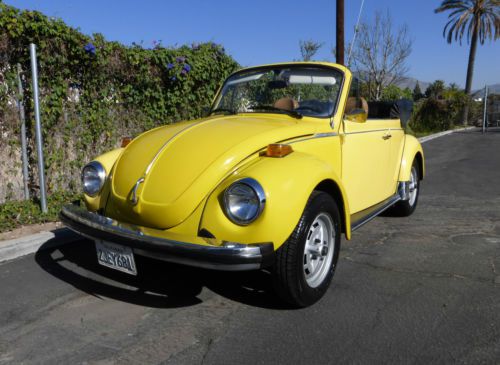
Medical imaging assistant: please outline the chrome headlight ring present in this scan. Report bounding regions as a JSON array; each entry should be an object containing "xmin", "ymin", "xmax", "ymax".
[
  {"xmin": 223, "ymin": 178, "xmax": 266, "ymax": 226},
  {"xmin": 81, "ymin": 161, "xmax": 106, "ymax": 197}
]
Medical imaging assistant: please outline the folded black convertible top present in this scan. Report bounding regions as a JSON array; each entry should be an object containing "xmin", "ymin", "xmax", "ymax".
[{"xmin": 368, "ymin": 99, "xmax": 413, "ymax": 126}]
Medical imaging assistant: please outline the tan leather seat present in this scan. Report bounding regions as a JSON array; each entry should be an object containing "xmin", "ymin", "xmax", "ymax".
[
  {"xmin": 274, "ymin": 97, "xmax": 298, "ymax": 111},
  {"xmin": 345, "ymin": 96, "xmax": 368, "ymax": 115}
]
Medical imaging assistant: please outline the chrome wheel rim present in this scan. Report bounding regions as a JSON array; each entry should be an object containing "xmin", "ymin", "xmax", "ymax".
[
  {"xmin": 303, "ymin": 212, "xmax": 335, "ymax": 288},
  {"xmin": 409, "ymin": 166, "xmax": 418, "ymax": 206}
]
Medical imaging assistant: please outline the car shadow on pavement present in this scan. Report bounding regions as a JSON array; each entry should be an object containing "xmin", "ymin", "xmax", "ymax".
[{"xmin": 35, "ymin": 238, "xmax": 289, "ymax": 310}]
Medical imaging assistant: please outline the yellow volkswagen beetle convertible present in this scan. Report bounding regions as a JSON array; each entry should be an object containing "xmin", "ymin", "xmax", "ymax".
[{"xmin": 61, "ymin": 62, "xmax": 424, "ymax": 307}]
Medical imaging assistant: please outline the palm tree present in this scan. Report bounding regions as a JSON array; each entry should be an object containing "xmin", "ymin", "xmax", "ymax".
[{"xmin": 435, "ymin": 0, "xmax": 499, "ymax": 124}]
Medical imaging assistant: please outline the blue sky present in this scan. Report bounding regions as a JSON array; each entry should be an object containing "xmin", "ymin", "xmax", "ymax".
[{"xmin": 5, "ymin": 0, "xmax": 499, "ymax": 89}]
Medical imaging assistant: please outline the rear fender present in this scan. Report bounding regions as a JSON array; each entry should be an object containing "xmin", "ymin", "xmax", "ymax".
[{"xmin": 398, "ymin": 135, "xmax": 425, "ymax": 181}]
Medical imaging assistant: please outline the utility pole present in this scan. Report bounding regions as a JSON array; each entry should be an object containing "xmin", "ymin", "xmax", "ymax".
[
  {"xmin": 336, "ymin": 0, "xmax": 345, "ymax": 65},
  {"xmin": 482, "ymin": 86, "xmax": 488, "ymax": 134}
]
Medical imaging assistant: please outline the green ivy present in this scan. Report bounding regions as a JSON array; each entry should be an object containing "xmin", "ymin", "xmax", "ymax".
[
  {"xmin": 0, "ymin": 191, "xmax": 83, "ymax": 232},
  {"xmin": 0, "ymin": 3, "xmax": 239, "ymax": 200}
]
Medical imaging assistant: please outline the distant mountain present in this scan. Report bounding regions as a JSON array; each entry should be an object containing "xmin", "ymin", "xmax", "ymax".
[
  {"xmin": 472, "ymin": 84, "xmax": 500, "ymax": 97},
  {"xmin": 395, "ymin": 77, "xmax": 430, "ymax": 91},
  {"xmin": 351, "ymin": 70, "xmax": 499, "ymax": 96},
  {"xmin": 351, "ymin": 71, "xmax": 430, "ymax": 91}
]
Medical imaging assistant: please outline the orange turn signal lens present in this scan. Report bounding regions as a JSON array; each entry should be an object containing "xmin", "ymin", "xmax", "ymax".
[
  {"xmin": 264, "ymin": 144, "xmax": 293, "ymax": 158},
  {"xmin": 121, "ymin": 136, "xmax": 133, "ymax": 148}
]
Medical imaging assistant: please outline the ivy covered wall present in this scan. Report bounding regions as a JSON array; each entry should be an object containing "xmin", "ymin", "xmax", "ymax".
[{"xmin": 0, "ymin": 3, "xmax": 239, "ymax": 203}]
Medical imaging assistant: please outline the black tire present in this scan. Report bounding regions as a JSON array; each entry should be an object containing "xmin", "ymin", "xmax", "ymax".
[
  {"xmin": 272, "ymin": 191, "xmax": 341, "ymax": 308},
  {"xmin": 390, "ymin": 159, "xmax": 420, "ymax": 217}
]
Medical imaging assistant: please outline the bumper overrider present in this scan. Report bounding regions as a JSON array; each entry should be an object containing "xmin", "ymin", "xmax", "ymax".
[{"xmin": 60, "ymin": 204, "xmax": 275, "ymax": 271}]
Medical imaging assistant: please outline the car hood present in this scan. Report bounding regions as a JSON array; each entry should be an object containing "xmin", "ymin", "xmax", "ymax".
[{"xmin": 106, "ymin": 114, "xmax": 318, "ymax": 229}]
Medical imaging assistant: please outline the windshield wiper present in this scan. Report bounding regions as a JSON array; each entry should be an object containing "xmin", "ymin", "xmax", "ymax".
[
  {"xmin": 249, "ymin": 105, "xmax": 303, "ymax": 119},
  {"xmin": 209, "ymin": 108, "xmax": 237, "ymax": 115}
]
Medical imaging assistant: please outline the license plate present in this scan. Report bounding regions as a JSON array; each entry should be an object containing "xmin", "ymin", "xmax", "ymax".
[{"xmin": 95, "ymin": 240, "xmax": 137, "ymax": 275}]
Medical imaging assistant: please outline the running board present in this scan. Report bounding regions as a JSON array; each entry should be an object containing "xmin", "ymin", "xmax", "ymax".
[{"xmin": 351, "ymin": 194, "xmax": 401, "ymax": 232}]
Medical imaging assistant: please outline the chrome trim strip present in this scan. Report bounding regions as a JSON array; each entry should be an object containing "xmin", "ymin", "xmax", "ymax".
[
  {"xmin": 289, "ymin": 132, "xmax": 338, "ymax": 144},
  {"xmin": 314, "ymin": 132, "xmax": 339, "ymax": 138},
  {"xmin": 341, "ymin": 128, "xmax": 388, "ymax": 135},
  {"xmin": 351, "ymin": 194, "xmax": 401, "ymax": 231},
  {"xmin": 341, "ymin": 127, "xmax": 403, "ymax": 137}
]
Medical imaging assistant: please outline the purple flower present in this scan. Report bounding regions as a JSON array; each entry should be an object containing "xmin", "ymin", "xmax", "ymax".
[
  {"xmin": 166, "ymin": 63, "xmax": 174, "ymax": 70},
  {"xmin": 84, "ymin": 42, "xmax": 96, "ymax": 55},
  {"xmin": 183, "ymin": 64, "xmax": 191, "ymax": 73},
  {"xmin": 210, "ymin": 42, "xmax": 217, "ymax": 49},
  {"xmin": 176, "ymin": 56, "xmax": 186, "ymax": 63},
  {"xmin": 170, "ymin": 76, "xmax": 177, "ymax": 81},
  {"xmin": 191, "ymin": 42, "xmax": 200, "ymax": 50},
  {"xmin": 180, "ymin": 69, "xmax": 187, "ymax": 76}
]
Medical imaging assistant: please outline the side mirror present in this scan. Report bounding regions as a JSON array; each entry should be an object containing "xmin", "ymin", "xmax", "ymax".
[
  {"xmin": 345, "ymin": 109, "xmax": 367, "ymax": 123},
  {"xmin": 396, "ymin": 99, "xmax": 413, "ymax": 128}
]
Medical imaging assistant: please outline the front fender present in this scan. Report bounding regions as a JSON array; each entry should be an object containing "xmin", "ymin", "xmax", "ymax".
[
  {"xmin": 398, "ymin": 135, "xmax": 425, "ymax": 181},
  {"xmin": 84, "ymin": 148, "xmax": 124, "ymax": 211},
  {"xmin": 200, "ymin": 152, "xmax": 351, "ymax": 249}
]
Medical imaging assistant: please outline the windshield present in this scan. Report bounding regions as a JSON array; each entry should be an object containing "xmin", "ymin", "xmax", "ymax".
[{"xmin": 212, "ymin": 66, "xmax": 343, "ymax": 118}]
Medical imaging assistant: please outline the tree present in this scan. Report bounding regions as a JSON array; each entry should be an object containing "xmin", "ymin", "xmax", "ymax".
[
  {"xmin": 425, "ymin": 80, "xmax": 446, "ymax": 99},
  {"xmin": 413, "ymin": 81, "xmax": 424, "ymax": 101},
  {"xmin": 299, "ymin": 40, "xmax": 323, "ymax": 61},
  {"xmin": 403, "ymin": 87, "xmax": 413, "ymax": 99},
  {"xmin": 435, "ymin": 0, "xmax": 500, "ymax": 124},
  {"xmin": 381, "ymin": 85, "xmax": 412, "ymax": 101},
  {"xmin": 350, "ymin": 11, "xmax": 413, "ymax": 101}
]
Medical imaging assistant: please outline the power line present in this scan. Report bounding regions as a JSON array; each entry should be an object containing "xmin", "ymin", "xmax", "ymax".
[{"xmin": 347, "ymin": 0, "xmax": 365, "ymax": 66}]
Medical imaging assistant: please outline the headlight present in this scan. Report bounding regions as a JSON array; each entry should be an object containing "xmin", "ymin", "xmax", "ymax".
[
  {"xmin": 223, "ymin": 178, "xmax": 266, "ymax": 225},
  {"xmin": 81, "ymin": 161, "xmax": 106, "ymax": 197}
]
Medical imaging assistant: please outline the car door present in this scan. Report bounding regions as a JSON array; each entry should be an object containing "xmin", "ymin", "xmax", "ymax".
[
  {"xmin": 386, "ymin": 121, "xmax": 406, "ymax": 195},
  {"xmin": 340, "ymin": 118, "xmax": 391, "ymax": 214}
]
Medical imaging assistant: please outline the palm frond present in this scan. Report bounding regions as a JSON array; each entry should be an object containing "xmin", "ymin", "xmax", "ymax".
[{"xmin": 436, "ymin": 0, "xmax": 499, "ymax": 43}]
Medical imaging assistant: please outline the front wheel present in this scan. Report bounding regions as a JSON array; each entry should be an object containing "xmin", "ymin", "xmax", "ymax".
[{"xmin": 272, "ymin": 191, "xmax": 341, "ymax": 307}]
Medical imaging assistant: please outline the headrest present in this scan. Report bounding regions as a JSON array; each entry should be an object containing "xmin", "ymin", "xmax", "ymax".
[
  {"xmin": 274, "ymin": 97, "xmax": 298, "ymax": 111},
  {"xmin": 345, "ymin": 96, "xmax": 368, "ymax": 115}
]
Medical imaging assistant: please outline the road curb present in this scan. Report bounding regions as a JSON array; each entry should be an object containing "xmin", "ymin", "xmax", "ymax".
[
  {"xmin": 0, "ymin": 126, "xmax": 478, "ymax": 265},
  {"xmin": 418, "ymin": 126, "xmax": 476, "ymax": 143},
  {"xmin": 0, "ymin": 228, "xmax": 80, "ymax": 264}
]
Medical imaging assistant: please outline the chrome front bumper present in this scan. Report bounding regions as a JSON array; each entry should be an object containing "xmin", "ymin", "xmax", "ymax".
[{"xmin": 60, "ymin": 204, "xmax": 274, "ymax": 271}]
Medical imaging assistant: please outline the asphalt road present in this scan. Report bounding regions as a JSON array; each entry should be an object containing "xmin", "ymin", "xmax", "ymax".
[{"xmin": 1, "ymin": 128, "xmax": 499, "ymax": 364}]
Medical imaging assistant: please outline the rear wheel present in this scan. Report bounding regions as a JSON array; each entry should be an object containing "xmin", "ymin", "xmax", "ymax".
[
  {"xmin": 272, "ymin": 191, "xmax": 341, "ymax": 307},
  {"xmin": 391, "ymin": 160, "xmax": 420, "ymax": 216}
]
